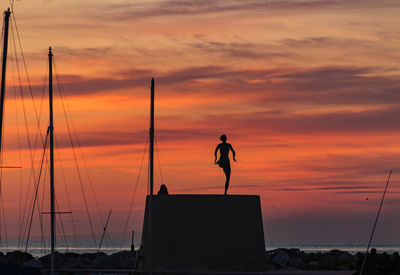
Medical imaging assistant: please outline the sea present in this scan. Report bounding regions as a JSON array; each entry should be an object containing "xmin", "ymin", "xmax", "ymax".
[{"xmin": 0, "ymin": 241, "xmax": 399, "ymax": 257}]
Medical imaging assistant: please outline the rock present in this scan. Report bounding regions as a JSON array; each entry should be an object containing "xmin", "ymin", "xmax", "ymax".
[
  {"xmin": 288, "ymin": 257, "xmax": 306, "ymax": 269},
  {"xmin": 319, "ymin": 254, "xmax": 335, "ymax": 269},
  {"xmin": 93, "ymin": 255, "xmax": 116, "ymax": 269},
  {"xmin": 23, "ymin": 259, "xmax": 42, "ymax": 269},
  {"xmin": 6, "ymin": 251, "xmax": 33, "ymax": 265},
  {"xmin": 307, "ymin": 260, "xmax": 320, "ymax": 270},
  {"xmin": 329, "ymin": 249, "xmax": 344, "ymax": 257},
  {"xmin": 307, "ymin": 252, "xmax": 319, "ymax": 262},
  {"xmin": 111, "ymin": 250, "xmax": 136, "ymax": 269},
  {"xmin": 81, "ymin": 252, "xmax": 106, "ymax": 260},
  {"xmin": 336, "ymin": 251, "xmax": 353, "ymax": 269},
  {"xmin": 59, "ymin": 255, "xmax": 79, "ymax": 268},
  {"xmin": 272, "ymin": 251, "xmax": 289, "ymax": 267}
]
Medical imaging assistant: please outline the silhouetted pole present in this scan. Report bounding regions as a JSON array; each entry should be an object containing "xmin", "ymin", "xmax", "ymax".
[
  {"xmin": 0, "ymin": 8, "xmax": 11, "ymax": 156},
  {"xmin": 360, "ymin": 170, "xmax": 392, "ymax": 275},
  {"xmin": 150, "ymin": 77, "xmax": 154, "ymax": 196},
  {"xmin": 148, "ymin": 77, "xmax": 155, "ymax": 275},
  {"xmin": 48, "ymin": 47, "xmax": 55, "ymax": 275}
]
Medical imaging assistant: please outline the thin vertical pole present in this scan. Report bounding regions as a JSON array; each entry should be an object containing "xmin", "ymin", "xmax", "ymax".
[
  {"xmin": 0, "ymin": 8, "xmax": 11, "ymax": 155},
  {"xmin": 360, "ymin": 170, "xmax": 392, "ymax": 275},
  {"xmin": 148, "ymin": 77, "xmax": 155, "ymax": 275},
  {"xmin": 150, "ymin": 77, "xmax": 154, "ymax": 196},
  {"xmin": 48, "ymin": 47, "xmax": 55, "ymax": 275}
]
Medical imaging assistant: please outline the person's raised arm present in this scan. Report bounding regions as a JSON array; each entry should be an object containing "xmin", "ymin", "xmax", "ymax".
[
  {"xmin": 214, "ymin": 145, "xmax": 219, "ymax": 164},
  {"xmin": 230, "ymin": 144, "xmax": 236, "ymax": 161}
]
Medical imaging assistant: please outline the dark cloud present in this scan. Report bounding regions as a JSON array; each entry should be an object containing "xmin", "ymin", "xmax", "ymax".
[
  {"xmin": 10, "ymin": 65, "xmax": 400, "ymax": 141},
  {"xmin": 187, "ymin": 41, "xmax": 293, "ymax": 60},
  {"xmin": 334, "ymin": 191, "xmax": 400, "ymax": 194},
  {"xmin": 100, "ymin": 0, "xmax": 400, "ymax": 21},
  {"xmin": 276, "ymin": 186, "xmax": 378, "ymax": 191},
  {"xmin": 201, "ymin": 104, "xmax": 400, "ymax": 135},
  {"xmin": 16, "ymin": 64, "xmax": 400, "ymax": 107},
  {"xmin": 271, "ymin": 67, "xmax": 400, "ymax": 105},
  {"xmin": 5, "ymin": 128, "xmax": 212, "ymax": 150}
]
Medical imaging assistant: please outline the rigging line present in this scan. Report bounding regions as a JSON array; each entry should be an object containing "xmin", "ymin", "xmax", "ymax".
[
  {"xmin": 54, "ymin": 135, "xmax": 79, "ymax": 244},
  {"xmin": 11, "ymin": 12, "xmax": 46, "ymax": 179},
  {"xmin": 0, "ymin": 14, "xmax": 16, "ymax": 248},
  {"xmin": 10, "ymin": 13, "xmax": 45, "ymax": 154},
  {"xmin": 53, "ymin": 60, "xmax": 105, "ymax": 227},
  {"xmin": 155, "ymin": 135, "xmax": 164, "ymax": 186},
  {"xmin": 11, "ymin": 12, "xmax": 44, "ymax": 145},
  {"xmin": 120, "ymin": 135, "xmax": 148, "ymax": 246},
  {"xmin": 9, "ymin": 30, "xmax": 18, "ymax": 247},
  {"xmin": 1, "ymin": 12, "xmax": 4, "ymax": 49},
  {"xmin": 11, "ymin": 46, "xmax": 24, "ymax": 248},
  {"xmin": 10, "ymin": 14, "xmax": 47, "ymax": 238},
  {"xmin": 360, "ymin": 170, "xmax": 392, "ymax": 275},
  {"xmin": 10, "ymin": 21, "xmax": 35, "ymax": 241},
  {"xmin": 30, "ymin": 59, "xmax": 48, "ymax": 253},
  {"xmin": 0, "ymin": 32, "xmax": 6, "ymax": 251},
  {"xmin": 55, "ymin": 194, "xmax": 69, "ymax": 252},
  {"xmin": 52, "ymin": 59, "xmax": 98, "ymax": 246},
  {"xmin": 39, "ymin": 154, "xmax": 48, "ymax": 254},
  {"xmin": 24, "ymin": 130, "xmax": 49, "ymax": 253},
  {"xmin": 105, "ymin": 230, "xmax": 115, "ymax": 249},
  {"xmin": 25, "ymin": 131, "xmax": 48, "ymax": 253},
  {"xmin": 92, "ymin": 209, "xmax": 112, "ymax": 270},
  {"xmin": 53, "ymin": 86, "xmax": 98, "ymax": 247}
]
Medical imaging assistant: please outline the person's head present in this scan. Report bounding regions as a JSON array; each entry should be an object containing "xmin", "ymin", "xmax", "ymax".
[
  {"xmin": 220, "ymin": 134, "xmax": 227, "ymax": 142},
  {"xmin": 158, "ymin": 184, "xmax": 168, "ymax": 195}
]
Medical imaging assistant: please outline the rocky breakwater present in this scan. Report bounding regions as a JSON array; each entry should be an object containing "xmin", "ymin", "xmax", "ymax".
[
  {"xmin": 267, "ymin": 248, "xmax": 355, "ymax": 270},
  {"xmin": 0, "ymin": 250, "xmax": 136, "ymax": 273},
  {"xmin": 39, "ymin": 250, "xmax": 137, "ymax": 270},
  {"xmin": 267, "ymin": 248, "xmax": 400, "ymax": 273}
]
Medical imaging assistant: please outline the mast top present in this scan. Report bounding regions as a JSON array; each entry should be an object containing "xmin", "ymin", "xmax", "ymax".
[{"xmin": 49, "ymin": 47, "xmax": 53, "ymax": 55}]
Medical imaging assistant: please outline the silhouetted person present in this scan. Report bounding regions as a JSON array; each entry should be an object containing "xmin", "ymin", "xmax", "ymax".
[
  {"xmin": 214, "ymin": 134, "xmax": 236, "ymax": 195},
  {"xmin": 364, "ymin": 248, "xmax": 379, "ymax": 275},
  {"xmin": 158, "ymin": 184, "xmax": 168, "ymax": 195}
]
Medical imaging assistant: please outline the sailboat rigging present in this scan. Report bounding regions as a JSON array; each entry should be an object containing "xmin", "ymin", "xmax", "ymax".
[
  {"xmin": 48, "ymin": 46, "xmax": 56, "ymax": 275},
  {"xmin": 0, "ymin": 8, "xmax": 10, "ymax": 149}
]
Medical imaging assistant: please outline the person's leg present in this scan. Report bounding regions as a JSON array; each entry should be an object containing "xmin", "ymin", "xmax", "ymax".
[{"xmin": 224, "ymin": 167, "xmax": 231, "ymax": 195}]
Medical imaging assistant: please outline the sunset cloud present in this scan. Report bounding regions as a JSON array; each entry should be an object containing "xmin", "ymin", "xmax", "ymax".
[{"xmin": 3, "ymin": 0, "xmax": 400, "ymax": 244}]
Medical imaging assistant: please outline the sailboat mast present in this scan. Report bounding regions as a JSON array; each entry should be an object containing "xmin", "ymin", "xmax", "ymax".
[
  {"xmin": 48, "ymin": 47, "xmax": 55, "ymax": 275},
  {"xmin": 148, "ymin": 77, "xmax": 155, "ymax": 274},
  {"xmin": 150, "ymin": 78, "xmax": 154, "ymax": 195},
  {"xmin": 0, "ymin": 8, "xmax": 11, "ymax": 154}
]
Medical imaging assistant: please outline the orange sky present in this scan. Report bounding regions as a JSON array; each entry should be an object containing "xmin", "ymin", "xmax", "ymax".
[{"xmin": 1, "ymin": 0, "xmax": 400, "ymax": 249}]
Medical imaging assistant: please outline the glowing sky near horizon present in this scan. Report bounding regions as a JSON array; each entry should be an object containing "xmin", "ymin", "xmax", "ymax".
[{"xmin": 1, "ymin": 0, "xmax": 400, "ymax": 249}]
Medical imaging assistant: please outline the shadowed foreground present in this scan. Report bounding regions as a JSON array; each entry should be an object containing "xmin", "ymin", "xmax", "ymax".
[{"xmin": 2, "ymin": 248, "xmax": 400, "ymax": 274}]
